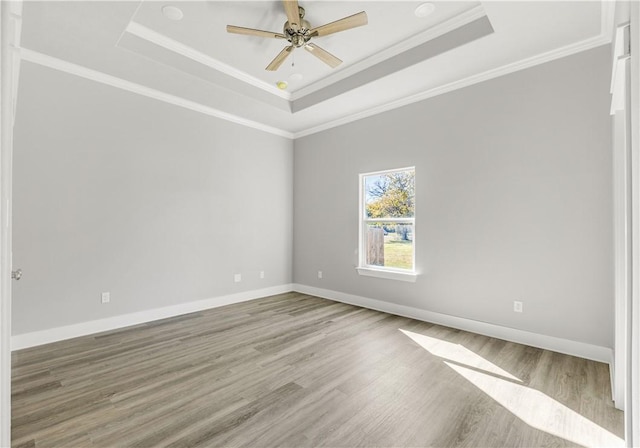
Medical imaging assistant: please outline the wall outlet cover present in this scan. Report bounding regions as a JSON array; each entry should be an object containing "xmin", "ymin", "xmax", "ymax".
[{"xmin": 513, "ymin": 301, "xmax": 523, "ymax": 313}]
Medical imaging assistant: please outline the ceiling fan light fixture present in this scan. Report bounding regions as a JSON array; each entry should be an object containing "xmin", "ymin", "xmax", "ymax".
[
  {"xmin": 276, "ymin": 81, "xmax": 288, "ymax": 90},
  {"xmin": 162, "ymin": 5, "xmax": 184, "ymax": 21},
  {"xmin": 414, "ymin": 3, "xmax": 436, "ymax": 18}
]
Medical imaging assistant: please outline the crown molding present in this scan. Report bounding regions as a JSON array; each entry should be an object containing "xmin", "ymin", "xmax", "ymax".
[
  {"xmin": 17, "ymin": 1, "xmax": 613, "ymax": 143},
  {"xmin": 293, "ymin": 33, "xmax": 612, "ymax": 139},
  {"xmin": 123, "ymin": 4, "xmax": 485, "ymax": 104},
  {"xmin": 19, "ymin": 48, "xmax": 294, "ymax": 139},
  {"xmin": 125, "ymin": 4, "xmax": 486, "ymax": 105},
  {"xmin": 125, "ymin": 21, "xmax": 292, "ymax": 101}
]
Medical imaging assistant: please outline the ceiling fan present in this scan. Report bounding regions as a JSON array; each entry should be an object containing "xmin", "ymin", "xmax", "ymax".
[{"xmin": 226, "ymin": 0, "xmax": 368, "ymax": 71}]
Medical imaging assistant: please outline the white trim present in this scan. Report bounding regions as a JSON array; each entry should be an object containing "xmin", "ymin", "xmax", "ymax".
[
  {"xmin": 613, "ymin": 105, "xmax": 630, "ymax": 411},
  {"xmin": 8, "ymin": 0, "xmax": 21, "ymax": 121},
  {"xmin": 600, "ymin": 0, "xmax": 616, "ymax": 44},
  {"xmin": 363, "ymin": 218, "xmax": 414, "ymax": 224},
  {"xmin": 611, "ymin": 24, "xmax": 630, "ymax": 115},
  {"xmin": 18, "ymin": 48, "xmax": 294, "ymax": 139},
  {"xmin": 294, "ymin": 34, "xmax": 611, "ymax": 139},
  {"xmin": 14, "ymin": 16, "xmax": 613, "ymax": 143},
  {"xmin": 290, "ymin": 4, "xmax": 487, "ymax": 100},
  {"xmin": 292, "ymin": 283, "xmax": 614, "ymax": 365},
  {"xmin": 627, "ymin": 3, "xmax": 640, "ymax": 445},
  {"xmin": 359, "ymin": 166, "xmax": 415, "ymax": 178},
  {"xmin": 358, "ymin": 167, "xmax": 416, "ymax": 276},
  {"xmin": 355, "ymin": 267, "xmax": 417, "ymax": 283},
  {"xmin": 11, "ymin": 281, "xmax": 614, "ymax": 365},
  {"xmin": 0, "ymin": 1, "xmax": 21, "ymax": 442},
  {"xmin": 124, "ymin": 4, "xmax": 485, "ymax": 103},
  {"xmin": 0, "ymin": 10, "xmax": 6, "ymax": 448},
  {"xmin": 124, "ymin": 22, "xmax": 291, "ymax": 100},
  {"xmin": 0, "ymin": 1, "xmax": 19, "ymax": 443},
  {"xmin": 611, "ymin": 55, "xmax": 630, "ymax": 115},
  {"xmin": 610, "ymin": 349, "xmax": 616, "ymax": 403},
  {"xmin": 11, "ymin": 284, "xmax": 293, "ymax": 351},
  {"xmin": 611, "ymin": 21, "xmax": 632, "ymax": 410},
  {"xmin": 611, "ymin": 23, "xmax": 629, "ymax": 95}
]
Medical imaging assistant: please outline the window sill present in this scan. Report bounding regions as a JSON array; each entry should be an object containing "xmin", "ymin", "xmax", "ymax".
[{"xmin": 356, "ymin": 267, "xmax": 418, "ymax": 283}]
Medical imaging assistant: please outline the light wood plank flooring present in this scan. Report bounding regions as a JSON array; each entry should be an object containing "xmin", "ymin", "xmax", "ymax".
[{"xmin": 12, "ymin": 293, "xmax": 623, "ymax": 447}]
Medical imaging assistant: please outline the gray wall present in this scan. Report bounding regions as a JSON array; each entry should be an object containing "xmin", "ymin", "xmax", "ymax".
[
  {"xmin": 293, "ymin": 45, "xmax": 614, "ymax": 347},
  {"xmin": 13, "ymin": 45, "xmax": 614, "ymax": 348},
  {"xmin": 12, "ymin": 63, "xmax": 293, "ymax": 335}
]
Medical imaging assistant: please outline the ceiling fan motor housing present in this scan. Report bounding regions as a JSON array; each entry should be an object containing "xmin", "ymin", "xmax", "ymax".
[{"xmin": 283, "ymin": 6, "xmax": 312, "ymax": 47}]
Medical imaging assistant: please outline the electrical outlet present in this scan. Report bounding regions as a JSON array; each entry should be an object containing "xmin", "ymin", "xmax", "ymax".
[
  {"xmin": 318, "ymin": 270, "xmax": 323, "ymax": 279},
  {"xmin": 259, "ymin": 271, "xmax": 265, "ymax": 279},
  {"xmin": 513, "ymin": 301, "xmax": 523, "ymax": 313},
  {"xmin": 234, "ymin": 273, "xmax": 241, "ymax": 283},
  {"xmin": 101, "ymin": 292, "xmax": 110, "ymax": 304}
]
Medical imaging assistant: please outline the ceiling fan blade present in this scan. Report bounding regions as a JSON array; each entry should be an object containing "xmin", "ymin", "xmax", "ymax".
[
  {"xmin": 309, "ymin": 11, "xmax": 368, "ymax": 37},
  {"xmin": 227, "ymin": 25, "xmax": 286, "ymax": 39},
  {"xmin": 304, "ymin": 43, "xmax": 342, "ymax": 68},
  {"xmin": 266, "ymin": 45, "xmax": 295, "ymax": 71},
  {"xmin": 283, "ymin": 0, "xmax": 301, "ymax": 31}
]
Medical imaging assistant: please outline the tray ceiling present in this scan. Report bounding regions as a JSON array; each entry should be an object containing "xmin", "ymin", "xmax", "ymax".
[{"xmin": 17, "ymin": 1, "xmax": 611, "ymax": 137}]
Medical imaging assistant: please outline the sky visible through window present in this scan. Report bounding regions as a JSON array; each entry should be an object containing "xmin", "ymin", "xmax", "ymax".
[
  {"xmin": 364, "ymin": 174, "xmax": 383, "ymax": 204},
  {"xmin": 362, "ymin": 169, "xmax": 415, "ymax": 271},
  {"xmin": 364, "ymin": 170, "xmax": 415, "ymax": 219}
]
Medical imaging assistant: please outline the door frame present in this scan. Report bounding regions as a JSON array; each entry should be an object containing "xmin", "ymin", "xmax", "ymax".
[
  {"xmin": 0, "ymin": 1, "xmax": 21, "ymax": 445},
  {"xmin": 628, "ymin": 2, "xmax": 640, "ymax": 445}
]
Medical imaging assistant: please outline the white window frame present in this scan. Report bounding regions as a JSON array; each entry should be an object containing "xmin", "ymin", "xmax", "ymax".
[{"xmin": 357, "ymin": 167, "xmax": 417, "ymax": 283}]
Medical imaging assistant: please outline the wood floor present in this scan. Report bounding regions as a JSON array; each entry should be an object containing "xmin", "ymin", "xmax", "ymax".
[{"xmin": 12, "ymin": 293, "xmax": 623, "ymax": 447}]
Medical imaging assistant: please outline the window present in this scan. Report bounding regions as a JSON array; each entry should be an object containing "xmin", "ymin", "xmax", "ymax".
[{"xmin": 357, "ymin": 167, "xmax": 417, "ymax": 282}]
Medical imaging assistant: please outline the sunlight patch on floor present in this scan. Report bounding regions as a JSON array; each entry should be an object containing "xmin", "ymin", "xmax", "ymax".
[
  {"xmin": 446, "ymin": 362, "xmax": 624, "ymax": 448},
  {"xmin": 399, "ymin": 329, "xmax": 521, "ymax": 381},
  {"xmin": 399, "ymin": 329, "xmax": 624, "ymax": 448}
]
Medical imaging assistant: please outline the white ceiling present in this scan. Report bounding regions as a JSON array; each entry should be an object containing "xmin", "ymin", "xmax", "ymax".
[
  {"xmin": 130, "ymin": 1, "xmax": 481, "ymax": 91},
  {"xmin": 17, "ymin": 1, "xmax": 612, "ymax": 138}
]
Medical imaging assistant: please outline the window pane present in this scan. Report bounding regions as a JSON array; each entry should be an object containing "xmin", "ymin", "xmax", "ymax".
[
  {"xmin": 364, "ymin": 170, "xmax": 415, "ymax": 219},
  {"xmin": 366, "ymin": 223, "xmax": 414, "ymax": 270}
]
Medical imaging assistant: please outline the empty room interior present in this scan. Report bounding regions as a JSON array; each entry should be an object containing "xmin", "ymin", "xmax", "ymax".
[{"xmin": 1, "ymin": 0, "xmax": 640, "ymax": 447}]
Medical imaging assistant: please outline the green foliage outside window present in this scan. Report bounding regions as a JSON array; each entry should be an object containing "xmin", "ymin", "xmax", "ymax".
[{"xmin": 365, "ymin": 170, "xmax": 415, "ymax": 219}]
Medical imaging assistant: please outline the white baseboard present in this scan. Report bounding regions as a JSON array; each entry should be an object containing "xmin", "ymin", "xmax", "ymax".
[
  {"xmin": 11, "ymin": 284, "xmax": 294, "ymax": 351},
  {"xmin": 293, "ymin": 283, "xmax": 614, "ymax": 365},
  {"xmin": 610, "ymin": 350, "xmax": 624, "ymax": 410},
  {"xmin": 13, "ymin": 282, "xmax": 614, "ymax": 368}
]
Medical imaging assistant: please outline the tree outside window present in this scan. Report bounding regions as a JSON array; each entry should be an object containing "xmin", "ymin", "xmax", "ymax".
[{"xmin": 360, "ymin": 168, "xmax": 415, "ymax": 272}]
